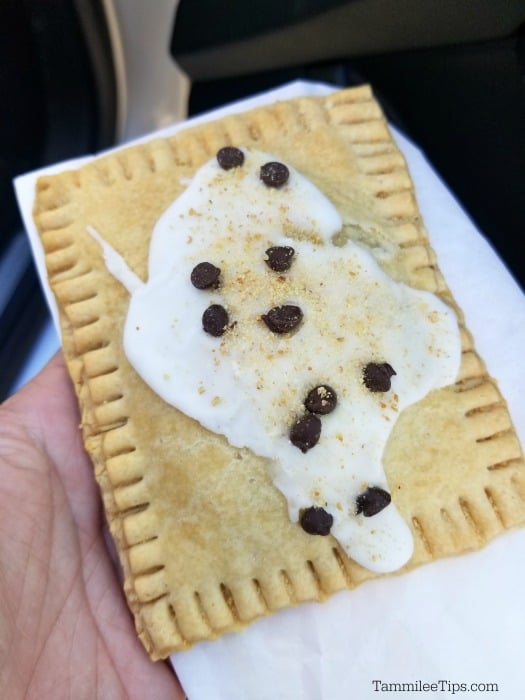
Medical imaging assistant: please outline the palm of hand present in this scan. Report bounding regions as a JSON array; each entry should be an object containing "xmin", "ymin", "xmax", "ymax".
[{"xmin": 0, "ymin": 355, "xmax": 184, "ymax": 699}]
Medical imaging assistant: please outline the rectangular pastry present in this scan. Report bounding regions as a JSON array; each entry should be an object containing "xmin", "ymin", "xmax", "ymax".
[{"xmin": 32, "ymin": 85, "xmax": 525, "ymax": 659}]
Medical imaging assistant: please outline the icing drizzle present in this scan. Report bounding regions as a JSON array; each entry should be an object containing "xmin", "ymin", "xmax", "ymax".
[{"xmin": 88, "ymin": 148, "xmax": 461, "ymax": 573}]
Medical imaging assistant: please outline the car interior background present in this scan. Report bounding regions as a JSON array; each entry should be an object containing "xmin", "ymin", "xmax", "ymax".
[{"xmin": 1, "ymin": 0, "xmax": 524, "ymax": 401}]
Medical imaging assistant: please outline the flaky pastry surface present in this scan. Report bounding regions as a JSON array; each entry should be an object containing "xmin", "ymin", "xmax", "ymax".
[{"xmin": 33, "ymin": 86, "xmax": 525, "ymax": 659}]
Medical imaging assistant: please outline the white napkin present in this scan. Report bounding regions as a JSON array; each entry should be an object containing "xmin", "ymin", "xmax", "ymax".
[{"xmin": 15, "ymin": 81, "xmax": 525, "ymax": 700}]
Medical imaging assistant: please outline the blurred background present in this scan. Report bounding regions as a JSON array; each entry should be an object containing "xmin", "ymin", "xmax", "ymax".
[{"xmin": 1, "ymin": 0, "xmax": 524, "ymax": 400}]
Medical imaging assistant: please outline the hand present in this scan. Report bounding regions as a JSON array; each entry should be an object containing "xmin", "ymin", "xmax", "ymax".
[{"xmin": 0, "ymin": 353, "xmax": 185, "ymax": 699}]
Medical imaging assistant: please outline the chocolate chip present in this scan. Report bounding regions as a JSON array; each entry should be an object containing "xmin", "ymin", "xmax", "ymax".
[
  {"xmin": 300, "ymin": 506, "xmax": 333, "ymax": 536},
  {"xmin": 265, "ymin": 246, "xmax": 295, "ymax": 272},
  {"xmin": 363, "ymin": 362, "xmax": 396, "ymax": 392},
  {"xmin": 356, "ymin": 486, "xmax": 391, "ymax": 517},
  {"xmin": 216, "ymin": 146, "xmax": 244, "ymax": 170},
  {"xmin": 290, "ymin": 413, "xmax": 321, "ymax": 453},
  {"xmin": 190, "ymin": 262, "xmax": 221, "ymax": 290},
  {"xmin": 260, "ymin": 161, "xmax": 289, "ymax": 188},
  {"xmin": 261, "ymin": 305, "xmax": 303, "ymax": 333},
  {"xmin": 202, "ymin": 304, "xmax": 229, "ymax": 337},
  {"xmin": 304, "ymin": 385, "xmax": 338, "ymax": 415}
]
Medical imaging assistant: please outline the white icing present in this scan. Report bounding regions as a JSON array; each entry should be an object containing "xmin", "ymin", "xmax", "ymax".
[
  {"xmin": 88, "ymin": 148, "xmax": 461, "ymax": 573},
  {"xmin": 86, "ymin": 225, "xmax": 143, "ymax": 294}
]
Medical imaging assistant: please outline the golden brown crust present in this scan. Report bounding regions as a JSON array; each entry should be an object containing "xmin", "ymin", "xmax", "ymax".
[{"xmin": 33, "ymin": 86, "xmax": 525, "ymax": 659}]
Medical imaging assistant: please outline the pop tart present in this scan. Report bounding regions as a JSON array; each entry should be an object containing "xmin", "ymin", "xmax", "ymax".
[{"xmin": 32, "ymin": 85, "xmax": 525, "ymax": 659}]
